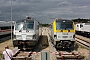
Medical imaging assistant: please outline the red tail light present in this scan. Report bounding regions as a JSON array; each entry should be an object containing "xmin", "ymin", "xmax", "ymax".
[
  {"xmin": 19, "ymin": 41, "xmax": 23, "ymax": 44},
  {"xmin": 26, "ymin": 42, "xmax": 30, "ymax": 44}
]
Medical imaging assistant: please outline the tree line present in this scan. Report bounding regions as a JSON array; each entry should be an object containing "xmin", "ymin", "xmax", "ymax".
[
  {"xmin": 72, "ymin": 18, "xmax": 90, "ymax": 23},
  {"xmin": 40, "ymin": 18, "xmax": 90, "ymax": 27}
]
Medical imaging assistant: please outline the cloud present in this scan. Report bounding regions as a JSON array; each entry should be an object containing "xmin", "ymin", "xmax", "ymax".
[
  {"xmin": 0, "ymin": 0, "xmax": 90, "ymax": 23},
  {"xmin": 58, "ymin": 1, "xmax": 72, "ymax": 6}
]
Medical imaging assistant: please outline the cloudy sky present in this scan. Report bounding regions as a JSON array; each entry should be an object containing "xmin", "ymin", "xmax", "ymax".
[{"xmin": 0, "ymin": 0, "xmax": 90, "ymax": 23}]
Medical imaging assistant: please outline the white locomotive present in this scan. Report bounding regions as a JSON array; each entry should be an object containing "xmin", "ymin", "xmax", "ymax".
[{"xmin": 13, "ymin": 17, "xmax": 40, "ymax": 49}]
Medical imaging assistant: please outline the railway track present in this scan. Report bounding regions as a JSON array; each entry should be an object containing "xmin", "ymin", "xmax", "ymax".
[
  {"xmin": 75, "ymin": 35, "xmax": 90, "ymax": 49},
  {"xmin": 12, "ymin": 49, "xmax": 40, "ymax": 60}
]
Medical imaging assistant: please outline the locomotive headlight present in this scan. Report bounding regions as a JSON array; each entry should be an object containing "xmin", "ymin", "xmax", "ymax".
[
  {"xmin": 69, "ymin": 36, "xmax": 72, "ymax": 38},
  {"xmin": 73, "ymin": 35, "xmax": 75, "ymax": 38},
  {"xmin": 14, "ymin": 35, "xmax": 16, "ymax": 39},
  {"xmin": 54, "ymin": 35, "xmax": 57, "ymax": 39},
  {"xmin": 19, "ymin": 41, "xmax": 23, "ymax": 44},
  {"xmin": 58, "ymin": 36, "xmax": 61, "ymax": 38},
  {"xmin": 26, "ymin": 30, "xmax": 29, "ymax": 32},
  {"xmin": 33, "ymin": 34, "xmax": 36, "ymax": 39}
]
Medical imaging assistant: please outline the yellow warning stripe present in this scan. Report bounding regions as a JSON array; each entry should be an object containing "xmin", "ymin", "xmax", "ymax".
[{"xmin": 55, "ymin": 30, "xmax": 75, "ymax": 32}]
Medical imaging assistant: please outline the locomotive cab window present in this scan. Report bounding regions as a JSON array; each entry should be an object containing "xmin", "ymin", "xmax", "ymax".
[
  {"xmin": 26, "ymin": 23, "xmax": 34, "ymax": 29},
  {"xmin": 15, "ymin": 23, "xmax": 24, "ymax": 30},
  {"xmin": 56, "ymin": 20, "xmax": 74, "ymax": 30},
  {"xmin": 77, "ymin": 25, "xmax": 79, "ymax": 27},
  {"xmin": 80, "ymin": 24, "xmax": 83, "ymax": 28}
]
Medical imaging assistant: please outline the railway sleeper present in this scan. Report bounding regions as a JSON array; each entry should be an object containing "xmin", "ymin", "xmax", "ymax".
[
  {"xmin": 13, "ymin": 50, "xmax": 32, "ymax": 60},
  {"xmin": 56, "ymin": 52, "xmax": 85, "ymax": 60},
  {"xmin": 57, "ymin": 56, "xmax": 85, "ymax": 60}
]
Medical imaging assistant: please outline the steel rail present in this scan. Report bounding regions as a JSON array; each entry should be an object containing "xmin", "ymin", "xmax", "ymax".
[{"xmin": 75, "ymin": 36, "xmax": 90, "ymax": 49}]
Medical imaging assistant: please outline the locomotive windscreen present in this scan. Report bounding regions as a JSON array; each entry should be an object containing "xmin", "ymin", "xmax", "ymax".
[
  {"xmin": 56, "ymin": 20, "xmax": 74, "ymax": 30},
  {"xmin": 15, "ymin": 23, "xmax": 24, "ymax": 30},
  {"xmin": 26, "ymin": 20, "xmax": 34, "ymax": 29},
  {"xmin": 26, "ymin": 23, "xmax": 34, "ymax": 29},
  {"xmin": 15, "ymin": 21, "xmax": 34, "ymax": 30}
]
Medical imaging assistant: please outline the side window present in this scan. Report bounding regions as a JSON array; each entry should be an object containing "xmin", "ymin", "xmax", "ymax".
[
  {"xmin": 80, "ymin": 24, "xmax": 83, "ymax": 28},
  {"xmin": 81, "ymin": 25, "xmax": 83, "ymax": 27},
  {"xmin": 77, "ymin": 25, "xmax": 79, "ymax": 27}
]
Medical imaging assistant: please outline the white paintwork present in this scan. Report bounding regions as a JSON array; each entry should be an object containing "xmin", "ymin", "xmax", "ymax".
[{"xmin": 76, "ymin": 23, "xmax": 90, "ymax": 32}]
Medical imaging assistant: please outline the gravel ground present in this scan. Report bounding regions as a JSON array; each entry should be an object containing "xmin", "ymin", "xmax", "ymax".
[
  {"xmin": 77, "ymin": 45, "xmax": 89, "ymax": 60},
  {"xmin": 0, "ymin": 39, "xmax": 14, "ymax": 54}
]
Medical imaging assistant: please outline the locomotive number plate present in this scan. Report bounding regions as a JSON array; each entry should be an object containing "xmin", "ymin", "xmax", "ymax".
[
  {"xmin": 63, "ymin": 33, "xmax": 68, "ymax": 35},
  {"xmin": 22, "ymin": 34, "xmax": 26, "ymax": 36},
  {"xmin": 63, "ymin": 36, "xmax": 68, "ymax": 38},
  {"xmin": 22, "ymin": 34, "xmax": 26, "ymax": 35}
]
